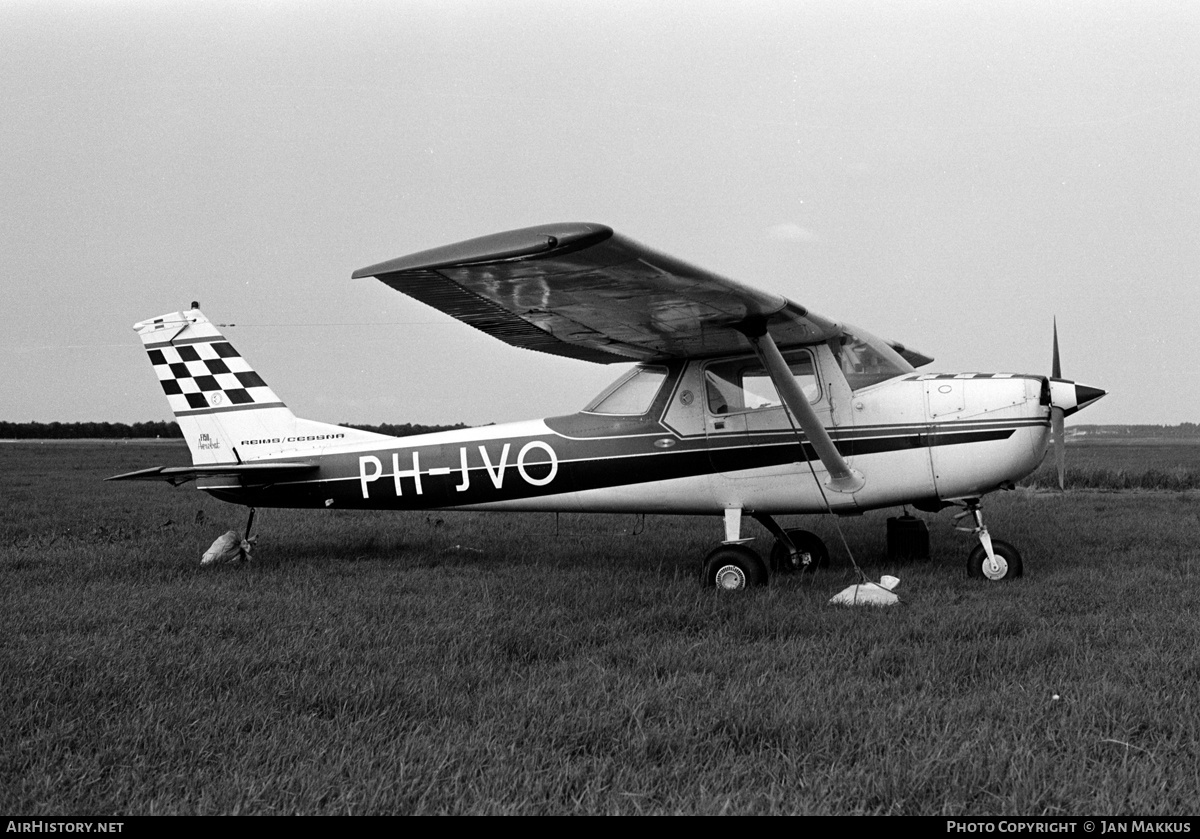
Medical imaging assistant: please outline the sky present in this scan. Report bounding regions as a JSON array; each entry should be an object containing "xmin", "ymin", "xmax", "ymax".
[{"xmin": 3, "ymin": 0, "xmax": 1197, "ymax": 427}]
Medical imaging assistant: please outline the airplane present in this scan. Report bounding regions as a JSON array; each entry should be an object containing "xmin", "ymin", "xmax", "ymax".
[{"xmin": 109, "ymin": 222, "xmax": 1106, "ymax": 588}]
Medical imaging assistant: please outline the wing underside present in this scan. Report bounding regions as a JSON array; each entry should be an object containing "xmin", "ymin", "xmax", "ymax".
[{"xmin": 352, "ymin": 223, "xmax": 844, "ymax": 363}]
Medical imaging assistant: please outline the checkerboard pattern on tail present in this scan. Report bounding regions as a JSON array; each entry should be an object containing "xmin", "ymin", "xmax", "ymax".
[
  {"xmin": 131, "ymin": 308, "xmax": 300, "ymax": 464},
  {"xmin": 145, "ymin": 337, "xmax": 282, "ymax": 415}
]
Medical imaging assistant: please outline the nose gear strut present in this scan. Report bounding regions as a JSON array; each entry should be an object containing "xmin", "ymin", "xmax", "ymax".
[{"xmin": 953, "ymin": 500, "xmax": 1023, "ymax": 581}]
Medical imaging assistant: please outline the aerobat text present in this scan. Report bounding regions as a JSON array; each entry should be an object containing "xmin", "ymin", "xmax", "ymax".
[{"xmin": 358, "ymin": 441, "xmax": 559, "ymax": 499}]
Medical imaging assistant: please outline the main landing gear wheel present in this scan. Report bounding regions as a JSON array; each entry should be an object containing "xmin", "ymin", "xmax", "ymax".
[
  {"xmin": 967, "ymin": 539, "xmax": 1023, "ymax": 581},
  {"xmin": 702, "ymin": 545, "xmax": 768, "ymax": 590},
  {"xmin": 769, "ymin": 529, "xmax": 829, "ymax": 574}
]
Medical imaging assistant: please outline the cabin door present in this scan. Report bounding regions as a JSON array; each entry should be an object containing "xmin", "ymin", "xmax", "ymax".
[{"xmin": 701, "ymin": 348, "xmax": 837, "ymax": 481}]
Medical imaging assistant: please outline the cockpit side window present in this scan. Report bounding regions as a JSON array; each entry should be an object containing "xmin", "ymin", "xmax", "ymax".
[
  {"xmin": 583, "ymin": 366, "xmax": 669, "ymax": 415},
  {"xmin": 703, "ymin": 350, "xmax": 819, "ymax": 414}
]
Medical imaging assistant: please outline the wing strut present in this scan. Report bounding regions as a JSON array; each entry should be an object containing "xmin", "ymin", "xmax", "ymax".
[{"xmin": 744, "ymin": 323, "xmax": 864, "ymax": 494}]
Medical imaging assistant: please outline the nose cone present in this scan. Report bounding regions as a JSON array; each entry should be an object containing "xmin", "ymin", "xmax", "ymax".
[{"xmin": 1049, "ymin": 378, "xmax": 1107, "ymax": 417}]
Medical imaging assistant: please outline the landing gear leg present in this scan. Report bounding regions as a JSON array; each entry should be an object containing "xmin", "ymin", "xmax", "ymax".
[
  {"xmin": 701, "ymin": 508, "xmax": 768, "ymax": 589},
  {"xmin": 750, "ymin": 512, "xmax": 829, "ymax": 574},
  {"xmin": 954, "ymin": 500, "xmax": 1022, "ymax": 581}
]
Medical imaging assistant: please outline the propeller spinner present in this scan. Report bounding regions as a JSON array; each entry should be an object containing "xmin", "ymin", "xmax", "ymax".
[{"xmin": 1048, "ymin": 318, "xmax": 1107, "ymax": 489}]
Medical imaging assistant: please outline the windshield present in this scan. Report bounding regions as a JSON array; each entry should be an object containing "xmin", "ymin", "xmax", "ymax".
[
  {"xmin": 831, "ymin": 326, "xmax": 914, "ymax": 390},
  {"xmin": 583, "ymin": 366, "xmax": 668, "ymax": 415}
]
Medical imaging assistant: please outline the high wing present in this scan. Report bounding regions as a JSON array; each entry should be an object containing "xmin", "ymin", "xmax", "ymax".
[{"xmin": 352, "ymin": 223, "xmax": 855, "ymax": 363}]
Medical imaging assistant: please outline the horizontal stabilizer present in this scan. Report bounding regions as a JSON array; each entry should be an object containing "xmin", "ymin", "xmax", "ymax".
[{"xmin": 106, "ymin": 461, "xmax": 317, "ymax": 486}]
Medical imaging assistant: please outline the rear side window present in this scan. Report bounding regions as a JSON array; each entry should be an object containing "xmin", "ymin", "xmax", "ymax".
[{"xmin": 584, "ymin": 366, "xmax": 669, "ymax": 415}]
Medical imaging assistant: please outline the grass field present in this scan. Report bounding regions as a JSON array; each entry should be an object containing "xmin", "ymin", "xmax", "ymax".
[
  {"xmin": 4, "ymin": 440, "xmax": 1200, "ymax": 815},
  {"xmin": 1022, "ymin": 437, "xmax": 1200, "ymax": 491}
]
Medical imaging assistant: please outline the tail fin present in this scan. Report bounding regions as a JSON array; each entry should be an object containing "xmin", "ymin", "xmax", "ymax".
[{"xmin": 135, "ymin": 307, "xmax": 380, "ymax": 464}]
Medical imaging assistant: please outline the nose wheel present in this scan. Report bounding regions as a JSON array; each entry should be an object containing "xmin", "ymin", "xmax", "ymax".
[
  {"xmin": 955, "ymin": 501, "xmax": 1023, "ymax": 581},
  {"xmin": 967, "ymin": 539, "xmax": 1023, "ymax": 580}
]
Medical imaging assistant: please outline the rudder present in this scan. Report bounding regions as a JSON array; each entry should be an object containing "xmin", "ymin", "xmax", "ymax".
[{"xmin": 135, "ymin": 307, "xmax": 319, "ymax": 464}]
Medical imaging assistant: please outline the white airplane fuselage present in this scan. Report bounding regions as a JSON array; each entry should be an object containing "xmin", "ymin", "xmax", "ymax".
[{"xmin": 198, "ymin": 350, "xmax": 1052, "ymax": 518}]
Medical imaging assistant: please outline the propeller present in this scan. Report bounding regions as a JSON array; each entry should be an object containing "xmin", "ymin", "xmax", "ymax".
[
  {"xmin": 1051, "ymin": 319, "xmax": 1066, "ymax": 489},
  {"xmin": 1047, "ymin": 318, "xmax": 1107, "ymax": 490}
]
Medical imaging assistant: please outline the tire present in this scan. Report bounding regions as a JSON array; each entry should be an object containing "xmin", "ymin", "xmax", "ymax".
[
  {"xmin": 967, "ymin": 539, "xmax": 1023, "ymax": 581},
  {"xmin": 702, "ymin": 545, "xmax": 768, "ymax": 590},
  {"xmin": 769, "ymin": 529, "xmax": 829, "ymax": 574}
]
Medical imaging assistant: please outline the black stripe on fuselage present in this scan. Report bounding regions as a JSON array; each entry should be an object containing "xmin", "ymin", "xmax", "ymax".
[{"xmin": 198, "ymin": 421, "xmax": 1029, "ymax": 510}]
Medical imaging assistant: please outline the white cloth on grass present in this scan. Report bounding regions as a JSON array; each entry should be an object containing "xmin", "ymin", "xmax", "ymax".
[
  {"xmin": 201, "ymin": 531, "xmax": 253, "ymax": 565},
  {"xmin": 829, "ymin": 575, "xmax": 900, "ymax": 607}
]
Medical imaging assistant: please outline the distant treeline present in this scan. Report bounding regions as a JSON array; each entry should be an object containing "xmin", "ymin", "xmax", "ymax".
[
  {"xmin": 1073, "ymin": 423, "xmax": 1200, "ymax": 438},
  {"xmin": 0, "ymin": 421, "xmax": 183, "ymax": 439},
  {"xmin": 1, "ymin": 420, "xmax": 474, "ymax": 439}
]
